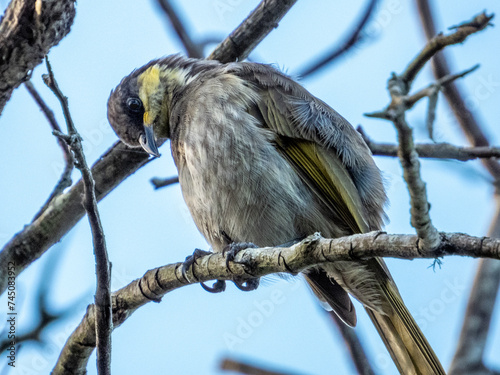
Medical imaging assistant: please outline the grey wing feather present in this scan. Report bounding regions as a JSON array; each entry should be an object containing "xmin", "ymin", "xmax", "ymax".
[{"xmin": 226, "ymin": 62, "xmax": 387, "ymax": 230}]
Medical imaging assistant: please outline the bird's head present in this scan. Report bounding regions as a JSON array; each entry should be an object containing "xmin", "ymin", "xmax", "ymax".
[{"xmin": 107, "ymin": 57, "xmax": 195, "ymax": 157}]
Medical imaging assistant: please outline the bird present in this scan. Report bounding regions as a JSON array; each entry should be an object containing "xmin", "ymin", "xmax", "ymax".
[{"xmin": 107, "ymin": 54, "xmax": 445, "ymax": 375}]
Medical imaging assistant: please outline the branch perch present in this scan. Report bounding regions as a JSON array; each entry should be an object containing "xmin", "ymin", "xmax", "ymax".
[{"xmin": 52, "ymin": 231, "xmax": 500, "ymax": 374}]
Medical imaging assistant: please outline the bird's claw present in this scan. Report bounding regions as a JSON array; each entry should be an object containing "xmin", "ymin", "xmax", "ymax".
[
  {"xmin": 233, "ymin": 278, "xmax": 260, "ymax": 291},
  {"xmin": 200, "ymin": 279, "xmax": 226, "ymax": 293},
  {"xmin": 181, "ymin": 248, "xmax": 212, "ymax": 282},
  {"xmin": 224, "ymin": 242, "xmax": 260, "ymax": 292},
  {"xmin": 224, "ymin": 241, "xmax": 258, "ymax": 270}
]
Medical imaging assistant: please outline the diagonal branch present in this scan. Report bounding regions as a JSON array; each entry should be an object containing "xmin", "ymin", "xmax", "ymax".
[
  {"xmin": 0, "ymin": 0, "xmax": 298, "ymax": 296},
  {"xmin": 400, "ymin": 12, "xmax": 493, "ymax": 93},
  {"xmin": 208, "ymin": 0, "xmax": 297, "ymax": 63},
  {"xmin": 0, "ymin": 0, "xmax": 76, "ymax": 114},
  {"xmin": 297, "ymin": 0, "xmax": 380, "ymax": 78},
  {"xmin": 52, "ymin": 231, "xmax": 500, "ymax": 374},
  {"xmin": 155, "ymin": 0, "xmax": 203, "ymax": 58},
  {"xmin": 43, "ymin": 58, "xmax": 112, "ymax": 375},
  {"xmin": 24, "ymin": 81, "xmax": 75, "ymax": 221}
]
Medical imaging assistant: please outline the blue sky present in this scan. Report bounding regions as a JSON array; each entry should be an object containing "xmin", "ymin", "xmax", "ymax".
[{"xmin": 1, "ymin": 1, "xmax": 499, "ymax": 374}]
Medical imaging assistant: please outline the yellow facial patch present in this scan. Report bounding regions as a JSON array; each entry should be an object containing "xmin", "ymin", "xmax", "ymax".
[{"xmin": 138, "ymin": 65, "xmax": 162, "ymax": 125}]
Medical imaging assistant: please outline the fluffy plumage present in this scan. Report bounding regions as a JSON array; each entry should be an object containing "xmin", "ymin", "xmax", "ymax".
[{"xmin": 108, "ymin": 55, "xmax": 445, "ymax": 375}]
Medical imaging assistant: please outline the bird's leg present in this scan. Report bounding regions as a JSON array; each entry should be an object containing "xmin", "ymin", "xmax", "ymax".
[
  {"xmin": 224, "ymin": 242, "xmax": 260, "ymax": 292},
  {"xmin": 181, "ymin": 248, "xmax": 226, "ymax": 293}
]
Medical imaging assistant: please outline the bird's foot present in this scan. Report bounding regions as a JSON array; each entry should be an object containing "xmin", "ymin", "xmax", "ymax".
[
  {"xmin": 181, "ymin": 249, "xmax": 226, "ymax": 293},
  {"xmin": 233, "ymin": 277, "xmax": 260, "ymax": 291},
  {"xmin": 224, "ymin": 242, "xmax": 260, "ymax": 292},
  {"xmin": 200, "ymin": 279, "xmax": 226, "ymax": 293}
]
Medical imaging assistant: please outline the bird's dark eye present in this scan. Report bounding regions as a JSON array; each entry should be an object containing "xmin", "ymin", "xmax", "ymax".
[{"xmin": 126, "ymin": 97, "xmax": 143, "ymax": 113}]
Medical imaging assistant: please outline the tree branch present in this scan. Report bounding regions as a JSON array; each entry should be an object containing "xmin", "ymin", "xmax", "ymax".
[
  {"xmin": 400, "ymin": 11, "xmax": 493, "ymax": 91},
  {"xmin": 414, "ymin": 3, "xmax": 500, "ymax": 374},
  {"xmin": 0, "ymin": 0, "xmax": 297, "ymax": 296},
  {"xmin": 297, "ymin": 0, "xmax": 379, "ymax": 78},
  {"xmin": 358, "ymin": 127, "xmax": 500, "ymax": 161},
  {"xmin": 43, "ymin": 59, "xmax": 112, "ymax": 375},
  {"xmin": 155, "ymin": 0, "xmax": 203, "ymax": 58},
  {"xmin": 328, "ymin": 312, "xmax": 376, "ymax": 375},
  {"xmin": 0, "ymin": 0, "xmax": 76, "ymax": 114},
  {"xmin": 52, "ymin": 231, "xmax": 500, "ymax": 374},
  {"xmin": 220, "ymin": 357, "xmax": 298, "ymax": 375},
  {"xmin": 24, "ymin": 81, "xmax": 75, "ymax": 221},
  {"xmin": 207, "ymin": 0, "xmax": 297, "ymax": 63}
]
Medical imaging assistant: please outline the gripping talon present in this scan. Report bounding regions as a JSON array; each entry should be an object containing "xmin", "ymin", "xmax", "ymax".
[
  {"xmin": 181, "ymin": 248, "xmax": 212, "ymax": 282},
  {"xmin": 233, "ymin": 278, "xmax": 260, "ymax": 292},
  {"xmin": 200, "ymin": 279, "xmax": 226, "ymax": 293},
  {"xmin": 224, "ymin": 241, "xmax": 257, "ymax": 270}
]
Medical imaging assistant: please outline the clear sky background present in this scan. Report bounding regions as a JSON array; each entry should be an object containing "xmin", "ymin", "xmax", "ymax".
[{"xmin": 1, "ymin": 1, "xmax": 499, "ymax": 374}]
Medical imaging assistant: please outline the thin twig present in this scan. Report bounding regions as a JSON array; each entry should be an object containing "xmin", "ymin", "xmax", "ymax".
[
  {"xmin": 150, "ymin": 176, "xmax": 179, "ymax": 190},
  {"xmin": 365, "ymin": 13, "xmax": 490, "ymax": 250},
  {"xmin": 0, "ymin": 246, "xmax": 82, "ymax": 354},
  {"xmin": 220, "ymin": 358, "xmax": 299, "ymax": 375},
  {"xmin": 24, "ymin": 81, "xmax": 74, "ymax": 221},
  {"xmin": 414, "ymin": 4, "xmax": 500, "ymax": 374},
  {"xmin": 297, "ymin": 0, "xmax": 379, "ymax": 78},
  {"xmin": 208, "ymin": 0, "xmax": 298, "ymax": 63},
  {"xmin": 43, "ymin": 58, "xmax": 112, "ymax": 375},
  {"xmin": 52, "ymin": 231, "xmax": 500, "ymax": 374},
  {"xmin": 328, "ymin": 312, "xmax": 376, "ymax": 375},
  {"xmin": 400, "ymin": 11, "xmax": 493, "ymax": 91},
  {"xmin": 155, "ymin": 0, "xmax": 203, "ymax": 58},
  {"xmin": 358, "ymin": 127, "xmax": 500, "ymax": 161}
]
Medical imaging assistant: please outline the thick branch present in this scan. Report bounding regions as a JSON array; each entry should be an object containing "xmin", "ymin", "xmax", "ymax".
[
  {"xmin": 0, "ymin": 0, "xmax": 295, "ymax": 296},
  {"xmin": 52, "ymin": 231, "xmax": 500, "ymax": 374},
  {"xmin": 0, "ymin": 0, "xmax": 76, "ymax": 114},
  {"xmin": 208, "ymin": 0, "xmax": 297, "ymax": 63}
]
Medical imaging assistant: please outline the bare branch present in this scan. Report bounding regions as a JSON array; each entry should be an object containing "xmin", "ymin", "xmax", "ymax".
[
  {"xmin": 365, "ymin": 12, "xmax": 491, "ymax": 250},
  {"xmin": 150, "ymin": 176, "xmax": 179, "ymax": 190},
  {"xmin": 24, "ymin": 81, "xmax": 75, "ymax": 221},
  {"xmin": 414, "ymin": 3, "xmax": 500, "ymax": 374},
  {"xmin": 52, "ymin": 231, "xmax": 500, "ymax": 374},
  {"xmin": 297, "ymin": 0, "xmax": 379, "ymax": 78},
  {"xmin": 416, "ymin": 3, "xmax": 500, "ymax": 179},
  {"xmin": 358, "ymin": 127, "xmax": 500, "ymax": 161},
  {"xmin": 208, "ymin": 0, "xmax": 297, "ymax": 63},
  {"xmin": 220, "ymin": 358, "xmax": 297, "ymax": 375},
  {"xmin": 155, "ymin": 0, "xmax": 203, "ymax": 58},
  {"xmin": 328, "ymin": 312, "xmax": 376, "ymax": 375},
  {"xmin": 43, "ymin": 59, "xmax": 112, "ymax": 375},
  {"xmin": 0, "ymin": 0, "xmax": 76, "ymax": 114},
  {"xmin": 0, "ymin": 0, "xmax": 295, "ymax": 296},
  {"xmin": 400, "ymin": 12, "xmax": 493, "ymax": 91}
]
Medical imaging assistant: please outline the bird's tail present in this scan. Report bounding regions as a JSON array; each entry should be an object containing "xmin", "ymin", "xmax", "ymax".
[{"xmin": 365, "ymin": 274, "xmax": 445, "ymax": 375}]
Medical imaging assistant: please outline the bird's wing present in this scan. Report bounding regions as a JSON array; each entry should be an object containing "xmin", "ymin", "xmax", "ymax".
[{"xmin": 228, "ymin": 62, "xmax": 386, "ymax": 232}]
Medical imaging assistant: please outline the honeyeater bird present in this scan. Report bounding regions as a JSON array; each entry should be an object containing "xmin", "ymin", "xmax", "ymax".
[{"xmin": 107, "ymin": 54, "xmax": 445, "ymax": 375}]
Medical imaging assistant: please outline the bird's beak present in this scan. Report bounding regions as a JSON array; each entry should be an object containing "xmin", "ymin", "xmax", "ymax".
[{"xmin": 139, "ymin": 125, "xmax": 160, "ymax": 157}]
